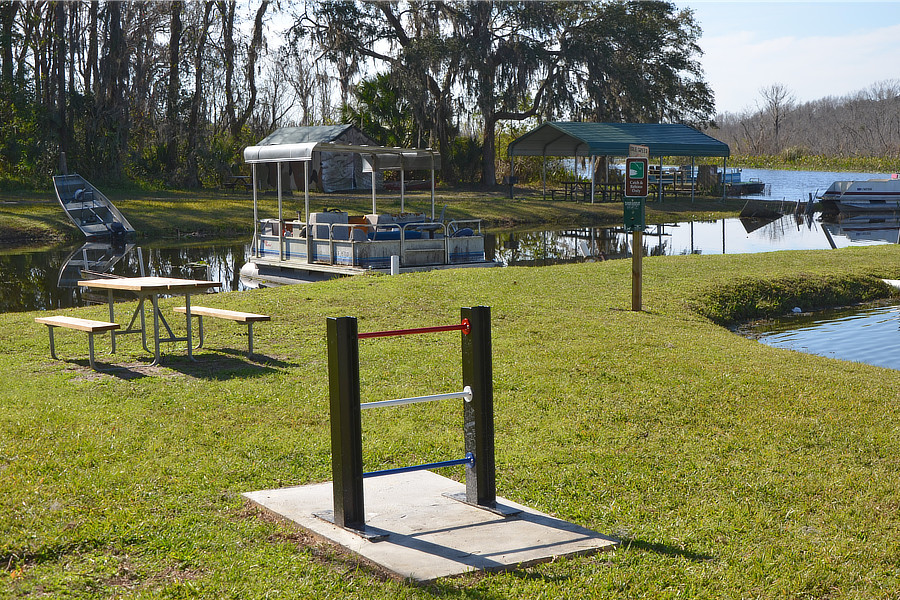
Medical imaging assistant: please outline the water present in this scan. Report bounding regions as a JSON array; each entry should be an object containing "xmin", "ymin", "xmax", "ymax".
[
  {"xmin": 0, "ymin": 240, "xmax": 250, "ymax": 313},
  {"xmin": 752, "ymin": 303, "xmax": 900, "ymax": 370},
  {"xmin": 730, "ymin": 167, "xmax": 885, "ymax": 201},
  {"xmin": 4, "ymin": 168, "xmax": 900, "ymax": 313},
  {"xmin": 495, "ymin": 212, "xmax": 895, "ymax": 267}
]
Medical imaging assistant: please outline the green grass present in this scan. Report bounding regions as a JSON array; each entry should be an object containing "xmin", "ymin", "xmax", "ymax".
[
  {"xmin": 4, "ymin": 244, "xmax": 900, "ymax": 597},
  {"xmin": 728, "ymin": 154, "xmax": 900, "ymax": 173},
  {"xmin": 0, "ymin": 186, "xmax": 743, "ymax": 247}
]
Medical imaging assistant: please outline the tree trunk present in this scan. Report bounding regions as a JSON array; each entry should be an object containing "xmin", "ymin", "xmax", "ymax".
[
  {"xmin": 186, "ymin": 2, "xmax": 214, "ymax": 188},
  {"xmin": 218, "ymin": 1, "xmax": 236, "ymax": 135},
  {"xmin": 165, "ymin": 1, "xmax": 182, "ymax": 178},
  {"xmin": 85, "ymin": 1, "xmax": 98, "ymax": 96},
  {"xmin": 0, "ymin": 1, "xmax": 18, "ymax": 93},
  {"xmin": 55, "ymin": 1, "xmax": 66, "ymax": 157}
]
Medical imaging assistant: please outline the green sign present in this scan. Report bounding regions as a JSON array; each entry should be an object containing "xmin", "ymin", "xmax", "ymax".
[{"xmin": 623, "ymin": 198, "xmax": 645, "ymax": 232}]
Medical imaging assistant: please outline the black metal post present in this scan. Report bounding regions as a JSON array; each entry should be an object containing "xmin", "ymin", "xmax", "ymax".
[
  {"xmin": 461, "ymin": 306, "xmax": 496, "ymax": 508},
  {"xmin": 326, "ymin": 316, "xmax": 365, "ymax": 530}
]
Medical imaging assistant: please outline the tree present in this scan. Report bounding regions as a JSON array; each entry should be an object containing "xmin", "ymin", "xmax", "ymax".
[
  {"xmin": 294, "ymin": 1, "xmax": 714, "ymax": 187},
  {"xmin": 759, "ymin": 83, "xmax": 794, "ymax": 153}
]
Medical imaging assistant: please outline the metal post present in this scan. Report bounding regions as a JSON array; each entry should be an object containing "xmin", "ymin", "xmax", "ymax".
[
  {"xmin": 277, "ymin": 161, "xmax": 284, "ymax": 261},
  {"xmin": 326, "ymin": 316, "xmax": 365, "ymax": 530},
  {"xmin": 252, "ymin": 163, "xmax": 259, "ymax": 257},
  {"xmin": 632, "ymin": 231, "xmax": 643, "ymax": 311},
  {"xmin": 461, "ymin": 306, "xmax": 496, "ymax": 508}
]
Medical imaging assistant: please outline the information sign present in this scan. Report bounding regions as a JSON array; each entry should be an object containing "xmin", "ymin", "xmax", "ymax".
[
  {"xmin": 625, "ymin": 157, "xmax": 649, "ymax": 198},
  {"xmin": 628, "ymin": 144, "xmax": 649, "ymax": 159},
  {"xmin": 623, "ymin": 198, "xmax": 645, "ymax": 232}
]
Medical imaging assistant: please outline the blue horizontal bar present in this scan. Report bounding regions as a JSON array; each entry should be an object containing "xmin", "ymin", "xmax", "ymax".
[{"xmin": 363, "ymin": 452, "xmax": 474, "ymax": 479}]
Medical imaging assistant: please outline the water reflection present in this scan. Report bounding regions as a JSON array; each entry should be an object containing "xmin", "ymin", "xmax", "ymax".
[
  {"xmin": 491, "ymin": 212, "xmax": 899, "ymax": 267},
  {"xmin": 0, "ymin": 240, "xmax": 250, "ymax": 313},
  {"xmin": 751, "ymin": 303, "xmax": 900, "ymax": 371}
]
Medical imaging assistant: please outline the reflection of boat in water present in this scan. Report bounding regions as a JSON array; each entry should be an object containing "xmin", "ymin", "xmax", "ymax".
[
  {"xmin": 819, "ymin": 176, "xmax": 900, "ymax": 213},
  {"xmin": 820, "ymin": 213, "xmax": 900, "ymax": 245},
  {"xmin": 57, "ymin": 241, "xmax": 134, "ymax": 288},
  {"xmin": 52, "ymin": 173, "xmax": 135, "ymax": 239},
  {"xmin": 240, "ymin": 141, "xmax": 496, "ymax": 284}
]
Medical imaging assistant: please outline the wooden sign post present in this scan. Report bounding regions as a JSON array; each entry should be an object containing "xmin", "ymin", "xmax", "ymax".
[{"xmin": 624, "ymin": 147, "xmax": 649, "ymax": 311}]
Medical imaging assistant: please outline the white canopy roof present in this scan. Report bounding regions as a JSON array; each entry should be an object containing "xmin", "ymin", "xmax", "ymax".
[{"xmin": 243, "ymin": 141, "xmax": 440, "ymax": 171}]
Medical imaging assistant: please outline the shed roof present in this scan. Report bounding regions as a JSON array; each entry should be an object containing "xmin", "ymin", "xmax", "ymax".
[
  {"xmin": 507, "ymin": 122, "xmax": 730, "ymax": 158},
  {"xmin": 256, "ymin": 125, "xmax": 366, "ymax": 146}
]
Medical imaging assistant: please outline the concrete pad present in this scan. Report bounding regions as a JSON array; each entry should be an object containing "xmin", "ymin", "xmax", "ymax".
[{"xmin": 243, "ymin": 471, "xmax": 618, "ymax": 583}]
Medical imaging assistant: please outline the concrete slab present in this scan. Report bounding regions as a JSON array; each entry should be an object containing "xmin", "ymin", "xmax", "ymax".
[{"xmin": 243, "ymin": 471, "xmax": 618, "ymax": 583}]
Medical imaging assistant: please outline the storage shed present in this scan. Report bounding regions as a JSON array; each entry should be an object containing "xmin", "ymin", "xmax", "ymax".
[
  {"xmin": 507, "ymin": 122, "xmax": 731, "ymax": 201},
  {"xmin": 254, "ymin": 125, "xmax": 384, "ymax": 193}
]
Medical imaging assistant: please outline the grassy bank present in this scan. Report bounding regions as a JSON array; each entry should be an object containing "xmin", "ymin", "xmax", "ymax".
[
  {"xmin": 0, "ymin": 186, "xmax": 742, "ymax": 247},
  {"xmin": 3, "ymin": 244, "xmax": 900, "ymax": 598},
  {"xmin": 728, "ymin": 154, "xmax": 900, "ymax": 173}
]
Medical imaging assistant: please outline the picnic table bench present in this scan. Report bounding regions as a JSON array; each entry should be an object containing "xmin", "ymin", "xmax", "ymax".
[
  {"xmin": 35, "ymin": 315, "xmax": 120, "ymax": 371},
  {"xmin": 174, "ymin": 306, "xmax": 270, "ymax": 356},
  {"xmin": 223, "ymin": 175, "xmax": 252, "ymax": 190}
]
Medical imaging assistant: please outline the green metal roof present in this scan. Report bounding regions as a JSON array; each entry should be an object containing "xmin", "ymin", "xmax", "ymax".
[{"xmin": 507, "ymin": 122, "xmax": 730, "ymax": 158}]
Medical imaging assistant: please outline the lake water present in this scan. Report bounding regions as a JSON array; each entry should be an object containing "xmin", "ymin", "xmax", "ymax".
[
  {"xmin": 752, "ymin": 303, "xmax": 900, "ymax": 371},
  {"xmin": 3, "ymin": 168, "xmax": 898, "ymax": 313},
  {"xmin": 735, "ymin": 167, "xmax": 884, "ymax": 202}
]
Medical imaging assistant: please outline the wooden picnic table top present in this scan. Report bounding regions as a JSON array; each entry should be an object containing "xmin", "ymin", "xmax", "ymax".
[{"xmin": 77, "ymin": 276, "xmax": 221, "ymax": 293}]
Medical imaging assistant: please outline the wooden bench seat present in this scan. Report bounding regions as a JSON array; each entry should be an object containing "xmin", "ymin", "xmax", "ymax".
[
  {"xmin": 174, "ymin": 306, "xmax": 270, "ymax": 355},
  {"xmin": 35, "ymin": 315, "xmax": 120, "ymax": 371}
]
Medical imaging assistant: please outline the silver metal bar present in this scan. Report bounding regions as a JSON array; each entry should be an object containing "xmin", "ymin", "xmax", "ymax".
[{"xmin": 361, "ymin": 386, "xmax": 473, "ymax": 410}]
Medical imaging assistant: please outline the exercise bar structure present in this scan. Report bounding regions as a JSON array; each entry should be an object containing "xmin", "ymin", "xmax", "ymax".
[{"xmin": 326, "ymin": 306, "xmax": 495, "ymax": 533}]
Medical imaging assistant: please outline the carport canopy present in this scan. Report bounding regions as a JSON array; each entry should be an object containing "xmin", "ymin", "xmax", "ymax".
[
  {"xmin": 507, "ymin": 122, "xmax": 731, "ymax": 202},
  {"xmin": 507, "ymin": 122, "xmax": 729, "ymax": 158}
]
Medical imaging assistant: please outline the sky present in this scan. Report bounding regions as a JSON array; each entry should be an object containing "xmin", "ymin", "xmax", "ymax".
[{"xmin": 678, "ymin": 1, "xmax": 900, "ymax": 115}]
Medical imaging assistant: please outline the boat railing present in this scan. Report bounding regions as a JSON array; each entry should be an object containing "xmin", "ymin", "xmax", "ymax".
[{"xmin": 259, "ymin": 217, "xmax": 484, "ymax": 267}]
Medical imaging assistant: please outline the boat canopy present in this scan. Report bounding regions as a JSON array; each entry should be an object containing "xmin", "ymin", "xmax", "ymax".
[
  {"xmin": 243, "ymin": 141, "xmax": 443, "ymax": 237},
  {"xmin": 243, "ymin": 141, "xmax": 441, "ymax": 171}
]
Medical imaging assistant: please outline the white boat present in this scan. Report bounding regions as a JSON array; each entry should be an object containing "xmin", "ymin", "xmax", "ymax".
[
  {"xmin": 241, "ymin": 141, "xmax": 496, "ymax": 284},
  {"xmin": 819, "ymin": 176, "xmax": 900, "ymax": 213},
  {"xmin": 52, "ymin": 173, "xmax": 136, "ymax": 239}
]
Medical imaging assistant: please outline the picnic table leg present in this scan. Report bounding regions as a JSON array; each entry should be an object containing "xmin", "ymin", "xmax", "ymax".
[
  {"xmin": 45, "ymin": 325, "xmax": 58, "ymax": 360},
  {"xmin": 107, "ymin": 289, "xmax": 116, "ymax": 353},
  {"xmin": 185, "ymin": 294, "xmax": 197, "ymax": 362},
  {"xmin": 248, "ymin": 322, "xmax": 254, "ymax": 356},
  {"xmin": 139, "ymin": 297, "xmax": 151, "ymax": 353},
  {"xmin": 150, "ymin": 293, "xmax": 161, "ymax": 366}
]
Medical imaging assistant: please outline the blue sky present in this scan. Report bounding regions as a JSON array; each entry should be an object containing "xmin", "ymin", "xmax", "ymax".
[{"xmin": 679, "ymin": 1, "xmax": 900, "ymax": 114}]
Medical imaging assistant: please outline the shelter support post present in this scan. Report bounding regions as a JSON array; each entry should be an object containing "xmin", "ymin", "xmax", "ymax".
[
  {"xmin": 658, "ymin": 156, "xmax": 663, "ymax": 204},
  {"xmin": 542, "ymin": 155, "xmax": 546, "ymax": 200},
  {"xmin": 722, "ymin": 157, "xmax": 727, "ymax": 201},
  {"xmin": 691, "ymin": 157, "xmax": 695, "ymax": 203},
  {"xmin": 278, "ymin": 161, "xmax": 284, "ymax": 261},
  {"xmin": 305, "ymin": 161, "xmax": 311, "ymax": 261}
]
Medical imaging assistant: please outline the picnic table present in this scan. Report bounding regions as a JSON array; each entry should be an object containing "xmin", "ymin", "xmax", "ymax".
[{"xmin": 77, "ymin": 276, "xmax": 221, "ymax": 366}]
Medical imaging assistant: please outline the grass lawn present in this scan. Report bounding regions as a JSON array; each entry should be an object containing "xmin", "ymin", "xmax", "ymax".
[{"xmin": 3, "ymin": 242, "xmax": 900, "ymax": 598}]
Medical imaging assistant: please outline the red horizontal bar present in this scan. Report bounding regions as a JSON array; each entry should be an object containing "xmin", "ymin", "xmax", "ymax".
[{"xmin": 359, "ymin": 318, "xmax": 470, "ymax": 339}]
